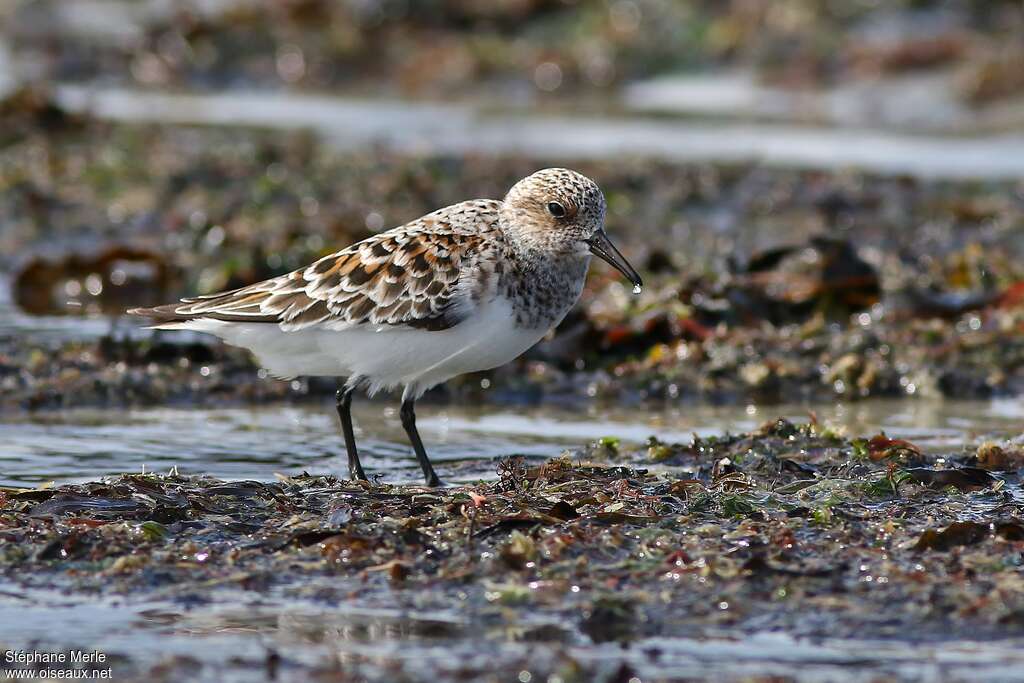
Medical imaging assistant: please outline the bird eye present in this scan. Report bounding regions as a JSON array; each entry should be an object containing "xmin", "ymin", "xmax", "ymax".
[{"xmin": 547, "ymin": 201, "xmax": 567, "ymax": 218}]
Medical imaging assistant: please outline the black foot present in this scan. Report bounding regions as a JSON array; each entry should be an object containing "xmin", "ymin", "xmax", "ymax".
[
  {"xmin": 399, "ymin": 396, "xmax": 441, "ymax": 486},
  {"xmin": 336, "ymin": 386, "xmax": 368, "ymax": 481}
]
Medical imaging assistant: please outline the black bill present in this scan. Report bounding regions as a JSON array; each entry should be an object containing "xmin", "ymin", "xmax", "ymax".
[{"xmin": 587, "ymin": 230, "xmax": 643, "ymax": 289}]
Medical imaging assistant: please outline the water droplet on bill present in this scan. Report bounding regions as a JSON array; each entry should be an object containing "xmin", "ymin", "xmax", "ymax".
[{"xmin": 632, "ymin": 283, "xmax": 642, "ymax": 295}]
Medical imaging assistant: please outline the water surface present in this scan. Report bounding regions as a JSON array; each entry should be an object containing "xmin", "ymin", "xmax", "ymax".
[
  {"xmin": 52, "ymin": 86, "xmax": 1024, "ymax": 180},
  {"xmin": 2, "ymin": 398, "xmax": 1021, "ymax": 682},
  {"xmin": 4, "ymin": 584, "xmax": 1024, "ymax": 683},
  {"xmin": 1, "ymin": 399, "xmax": 1020, "ymax": 487}
]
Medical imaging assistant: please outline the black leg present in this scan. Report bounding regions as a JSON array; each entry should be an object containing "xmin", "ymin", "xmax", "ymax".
[
  {"xmin": 335, "ymin": 386, "xmax": 367, "ymax": 481},
  {"xmin": 399, "ymin": 397, "xmax": 441, "ymax": 487}
]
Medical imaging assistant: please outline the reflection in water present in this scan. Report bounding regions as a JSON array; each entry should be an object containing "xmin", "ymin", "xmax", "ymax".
[
  {"xmin": 3, "ymin": 587, "xmax": 1023, "ymax": 683},
  {"xmin": 1, "ymin": 399, "xmax": 1022, "ymax": 682},
  {"xmin": 136, "ymin": 604, "xmax": 1024, "ymax": 682},
  {"xmin": 0, "ymin": 399, "xmax": 1020, "ymax": 487},
  {"xmin": 177, "ymin": 608, "xmax": 470, "ymax": 643}
]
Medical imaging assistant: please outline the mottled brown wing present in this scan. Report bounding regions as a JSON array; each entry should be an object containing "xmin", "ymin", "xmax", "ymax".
[{"xmin": 131, "ymin": 227, "xmax": 482, "ymax": 331}]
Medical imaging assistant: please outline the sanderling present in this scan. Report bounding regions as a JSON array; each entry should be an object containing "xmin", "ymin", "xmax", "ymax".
[{"xmin": 130, "ymin": 168, "xmax": 642, "ymax": 486}]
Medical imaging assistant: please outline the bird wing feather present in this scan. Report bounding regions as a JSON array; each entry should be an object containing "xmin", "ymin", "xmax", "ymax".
[{"xmin": 130, "ymin": 201, "xmax": 502, "ymax": 332}]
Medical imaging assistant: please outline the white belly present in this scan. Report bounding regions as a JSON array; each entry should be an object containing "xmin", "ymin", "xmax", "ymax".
[
  {"xmin": 172, "ymin": 295, "xmax": 553, "ymax": 398},
  {"xmin": 328, "ymin": 295, "xmax": 549, "ymax": 395}
]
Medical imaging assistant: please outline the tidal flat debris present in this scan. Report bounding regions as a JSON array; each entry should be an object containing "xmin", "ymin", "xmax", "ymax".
[
  {"xmin": 4, "ymin": 116, "xmax": 1024, "ymax": 409},
  {"xmin": 1, "ymin": 418, "xmax": 1022, "ymax": 656},
  {"xmin": 0, "ymin": 102, "xmax": 1023, "ymax": 411}
]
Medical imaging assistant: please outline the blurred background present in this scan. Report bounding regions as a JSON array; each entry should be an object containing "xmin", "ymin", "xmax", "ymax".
[
  {"xmin": 5, "ymin": 6, "xmax": 1024, "ymax": 681},
  {"xmin": 1, "ymin": 0, "xmax": 1023, "ymax": 413},
  {"xmin": 4, "ymin": 6, "xmax": 1024, "ymax": 679}
]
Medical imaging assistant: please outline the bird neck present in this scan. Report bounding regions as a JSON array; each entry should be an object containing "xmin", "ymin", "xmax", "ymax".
[{"xmin": 502, "ymin": 249, "xmax": 590, "ymax": 330}]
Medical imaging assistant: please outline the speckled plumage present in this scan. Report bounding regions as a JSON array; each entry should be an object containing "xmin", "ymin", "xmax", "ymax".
[
  {"xmin": 131, "ymin": 168, "xmax": 640, "ymax": 485},
  {"xmin": 138, "ymin": 169, "xmax": 609, "ymax": 337},
  {"xmin": 146, "ymin": 199, "xmax": 505, "ymax": 332}
]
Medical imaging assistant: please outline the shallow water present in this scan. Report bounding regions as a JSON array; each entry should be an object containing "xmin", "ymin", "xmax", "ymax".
[
  {"xmin": 2, "ymin": 398, "xmax": 1022, "ymax": 681},
  {"xmin": 624, "ymin": 70, "xmax": 1024, "ymax": 133},
  {"xmin": 51, "ymin": 85, "xmax": 1024, "ymax": 179},
  {"xmin": 1, "ymin": 398, "xmax": 1021, "ymax": 487},
  {"xmin": 5, "ymin": 583, "xmax": 1024, "ymax": 683}
]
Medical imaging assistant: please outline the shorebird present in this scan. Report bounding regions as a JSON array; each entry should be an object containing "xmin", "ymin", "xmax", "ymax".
[{"xmin": 130, "ymin": 168, "xmax": 642, "ymax": 486}]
